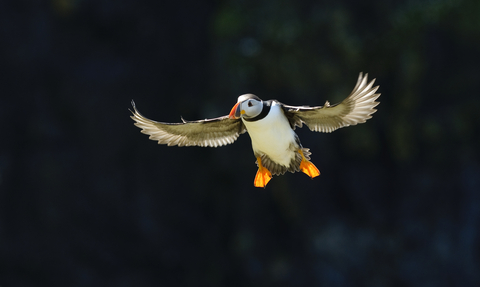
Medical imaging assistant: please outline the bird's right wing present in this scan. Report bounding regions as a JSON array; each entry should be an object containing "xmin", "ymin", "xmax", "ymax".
[{"xmin": 130, "ymin": 101, "xmax": 246, "ymax": 147}]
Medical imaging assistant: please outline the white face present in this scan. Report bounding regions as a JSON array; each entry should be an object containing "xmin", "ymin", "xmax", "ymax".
[{"xmin": 239, "ymin": 98, "xmax": 262, "ymax": 118}]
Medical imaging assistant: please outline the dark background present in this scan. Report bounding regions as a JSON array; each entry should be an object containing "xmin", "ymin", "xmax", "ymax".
[{"xmin": 1, "ymin": 0, "xmax": 479, "ymax": 286}]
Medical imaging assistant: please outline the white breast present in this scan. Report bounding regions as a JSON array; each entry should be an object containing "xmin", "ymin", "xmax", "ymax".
[{"xmin": 242, "ymin": 102, "xmax": 297, "ymax": 166}]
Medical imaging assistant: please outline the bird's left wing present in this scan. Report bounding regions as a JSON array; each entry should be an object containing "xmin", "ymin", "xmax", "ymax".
[
  {"xmin": 282, "ymin": 72, "xmax": 380, "ymax": 133},
  {"xmin": 130, "ymin": 101, "xmax": 246, "ymax": 147}
]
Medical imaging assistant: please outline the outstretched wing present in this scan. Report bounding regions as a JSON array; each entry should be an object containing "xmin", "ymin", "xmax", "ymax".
[
  {"xmin": 130, "ymin": 101, "xmax": 246, "ymax": 147},
  {"xmin": 282, "ymin": 72, "xmax": 381, "ymax": 133}
]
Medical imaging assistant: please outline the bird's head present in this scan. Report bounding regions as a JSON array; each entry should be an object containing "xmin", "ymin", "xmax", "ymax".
[{"xmin": 229, "ymin": 94, "xmax": 263, "ymax": 119}]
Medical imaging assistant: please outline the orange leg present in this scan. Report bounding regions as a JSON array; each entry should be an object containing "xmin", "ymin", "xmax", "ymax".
[
  {"xmin": 298, "ymin": 150, "xmax": 320, "ymax": 178},
  {"xmin": 254, "ymin": 157, "xmax": 272, "ymax": 188}
]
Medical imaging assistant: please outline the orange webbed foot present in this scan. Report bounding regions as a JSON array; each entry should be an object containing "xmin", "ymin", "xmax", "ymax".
[
  {"xmin": 299, "ymin": 150, "xmax": 320, "ymax": 178},
  {"xmin": 254, "ymin": 157, "xmax": 272, "ymax": 188},
  {"xmin": 254, "ymin": 167, "xmax": 272, "ymax": 188}
]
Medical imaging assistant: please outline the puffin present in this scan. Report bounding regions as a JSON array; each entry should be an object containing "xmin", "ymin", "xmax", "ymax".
[{"xmin": 130, "ymin": 72, "xmax": 380, "ymax": 188}]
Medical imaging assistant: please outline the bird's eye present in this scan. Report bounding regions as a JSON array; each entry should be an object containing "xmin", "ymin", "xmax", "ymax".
[{"xmin": 248, "ymin": 101, "xmax": 253, "ymax": 107}]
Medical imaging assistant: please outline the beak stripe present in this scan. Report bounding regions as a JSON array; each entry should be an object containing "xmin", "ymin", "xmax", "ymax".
[{"xmin": 229, "ymin": 102, "xmax": 241, "ymax": 119}]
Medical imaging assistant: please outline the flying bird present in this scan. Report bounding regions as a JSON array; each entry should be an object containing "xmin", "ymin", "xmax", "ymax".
[{"xmin": 130, "ymin": 72, "xmax": 380, "ymax": 188}]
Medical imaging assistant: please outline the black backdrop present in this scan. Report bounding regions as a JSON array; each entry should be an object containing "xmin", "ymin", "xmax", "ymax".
[{"xmin": 1, "ymin": 0, "xmax": 479, "ymax": 286}]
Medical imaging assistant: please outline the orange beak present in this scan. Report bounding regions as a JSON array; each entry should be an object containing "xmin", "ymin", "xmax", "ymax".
[{"xmin": 229, "ymin": 102, "xmax": 241, "ymax": 119}]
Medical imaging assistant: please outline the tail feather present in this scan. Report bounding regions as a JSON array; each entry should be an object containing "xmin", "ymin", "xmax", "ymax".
[{"xmin": 255, "ymin": 148, "xmax": 313, "ymax": 176}]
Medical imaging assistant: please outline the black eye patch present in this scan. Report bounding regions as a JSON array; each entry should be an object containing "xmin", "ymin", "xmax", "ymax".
[{"xmin": 248, "ymin": 101, "xmax": 253, "ymax": 107}]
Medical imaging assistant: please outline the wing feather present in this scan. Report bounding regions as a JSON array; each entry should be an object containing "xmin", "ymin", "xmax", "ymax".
[
  {"xmin": 130, "ymin": 101, "xmax": 246, "ymax": 147},
  {"xmin": 283, "ymin": 72, "xmax": 380, "ymax": 133}
]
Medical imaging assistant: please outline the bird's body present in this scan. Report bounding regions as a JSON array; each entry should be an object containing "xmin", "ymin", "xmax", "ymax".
[
  {"xmin": 244, "ymin": 102, "xmax": 297, "ymax": 167},
  {"xmin": 130, "ymin": 72, "xmax": 381, "ymax": 187}
]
